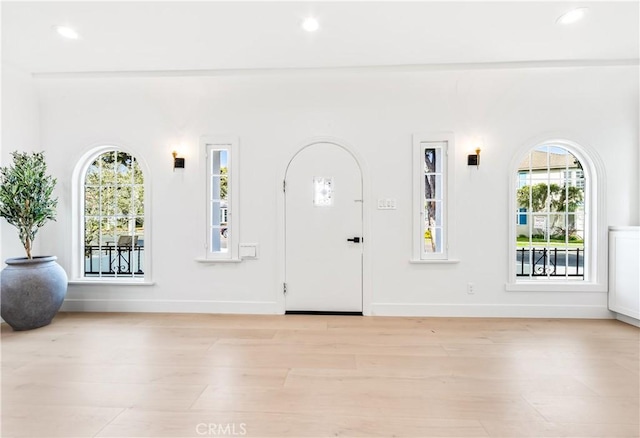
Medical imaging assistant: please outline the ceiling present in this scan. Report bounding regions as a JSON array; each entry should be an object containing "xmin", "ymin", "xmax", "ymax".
[{"xmin": 2, "ymin": 1, "xmax": 638, "ymax": 74}]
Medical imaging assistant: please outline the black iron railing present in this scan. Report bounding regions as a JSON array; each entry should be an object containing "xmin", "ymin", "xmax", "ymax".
[
  {"xmin": 85, "ymin": 245, "xmax": 144, "ymax": 276},
  {"xmin": 516, "ymin": 247, "xmax": 583, "ymax": 278}
]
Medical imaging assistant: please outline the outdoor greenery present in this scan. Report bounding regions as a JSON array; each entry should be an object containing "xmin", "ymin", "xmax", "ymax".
[
  {"xmin": 84, "ymin": 151, "xmax": 144, "ymax": 247},
  {"xmin": 517, "ymin": 234, "xmax": 583, "ymax": 243},
  {"xmin": 219, "ymin": 166, "xmax": 228, "ymax": 200},
  {"xmin": 517, "ymin": 183, "xmax": 583, "ymax": 213},
  {"xmin": 517, "ymin": 183, "xmax": 584, "ymax": 237},
  {"xmin": 0, "ymin": 151, "xmax": 58, "ymax": 259}
]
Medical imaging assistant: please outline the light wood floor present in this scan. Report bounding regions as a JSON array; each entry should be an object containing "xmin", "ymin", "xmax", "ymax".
[{"xmin": 1, "ymin": 313, "xmax": 639, "ymax": 437}]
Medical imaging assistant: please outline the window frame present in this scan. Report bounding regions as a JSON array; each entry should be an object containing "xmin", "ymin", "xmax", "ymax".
[
  {"xmin": 203, "ymin": 136, "xmax": 240, "ymax": 261},
  {"xmin": 411, "ymin": 132, "xmax": 457, "ymax": 263},
  {"xmin": 507, "ymin": 139, "xmax": 606, "ymax": 292},
  {"xmin": 71, "ymin": 144, "xmax": 151, "ymax": 283}
]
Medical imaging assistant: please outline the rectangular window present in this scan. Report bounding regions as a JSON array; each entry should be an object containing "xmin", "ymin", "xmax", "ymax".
[
  {"xmin": 413, "ymin": 134, "xmax": 453, "ymax": 261},
  {"xmin": 204, "ymin": 137, "xmax": 239, "ymax": 260},
  {"xmin": 576, "ymin": 170, "xmax": 585, "ymax": 189},
  {"xmin": 517, "ymin": 207, "xmax": 528, "ymax": 225},
  {"xmin": 210, "ymin": 149, "xmax": 228, "ymax": 253},
  {"xmin": 518, "ymin": 171, "xmax": 528, "ymax": 188},
  {"xmin": 313, "ymin": 177, "xmax": 334, "ymax": 207}
]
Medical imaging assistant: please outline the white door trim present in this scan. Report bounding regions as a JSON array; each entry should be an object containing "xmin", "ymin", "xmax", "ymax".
[{"xmin": 276, "ymin": 136, "xmax": 372, "ymax": 315}]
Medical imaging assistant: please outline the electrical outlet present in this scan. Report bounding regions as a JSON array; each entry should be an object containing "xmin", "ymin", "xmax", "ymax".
[{"xmin": 467, "ymin": 283, "xmax": 475, "ymax": 294}]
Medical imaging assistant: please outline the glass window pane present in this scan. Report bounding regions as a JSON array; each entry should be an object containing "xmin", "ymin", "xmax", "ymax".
[
  {"xmin": 424, "ymin": 146, "xmax": 442, "ymax": 173},
  {"xmin": 100, "ymin": 152, "xmax": 116, "ymax": 185},
  {"xmin": 211, "ymin": 227, "xmax": 225, "ymax": 252},
  {"xmin": 575, "ymin": 170, "xmax": 585, "ymax": 189},
  {"xmin": 221, "ymin": 202, "xmax": 229, "ymax": 225},
  {"xmin": 131, "ymin": 239, "xmax": 144, "ymax": 275},
  {"xmin": 424, "ymin": 227, "xmax": 443, "ymax": 253},
  {"xmin": 516, "ymin": 211, "xmax": 529, "ymax": 227},
  {"xmin": 86, "ymin": 163, "xmax": 100, "ymax": 185},
  {"xmin": 526, "ymin": 184, "xmax": 550, "ymax": 213},
  {"xmin": 116, "ymin": 153, "xmax": 133, "ymax": 185},
  {"xmin": 535, "ymin": 145, "xmax": 551, "ymax": 154},
  {"xmin": 211, "ymin": 201, "xmax": 221, "ymax": 227},
  {"xmin": 85, "ymin": 187, "xmax": 100, "ymax": 215},
  {"xmin": 549, "ymin": 214, "xmax": 566, "ymax": 240},
  {"xmin": 424, "ymin": 201, "xmax": 442, "ymax": 226},
  {"xmin": 84, "ymin": 217, "xmax": 100, "ymax": 247},
  {"xmin": 101, "ymin": 187, "xmax": 115, "ymax": 215},
  {"xmin": 116, "ymin": 218, "xmax": 131, "ymax": 238},
  {"xmin": 573, "ymin": 214, "xmax": 585, "ymax": 242},
  {"xmin": 131, "ymin": 156, "xmax": 140, "ymax": 170},
  {"xmin": 531, "ymin": 214, "xmax": 547, "ymax": 236},
  {"xmin": 220, "ymin": 175, "xmax": 229, "ymax": 201},
  {"xmin": 134, "ymin": 185, "xmax": 144, "ymax": 215},
  {"xmin": 220, "ymin": 150, "xmax": 228, "ymax": 170},
  {"xmin": 84, "ymin": 217, "xmax": 101, "ymax": 277},
  {"xmin": 433, "ymin": 227, "xmax": 443, "ymax": 253},
  {"xmin": 565, "ymin": 213, "xmax": 579, "ymax": 240},
  {"xmin": 219, "ymin": 227, "xmax": 228, "ymax": 252},
  {"xmin": 516, "ymin": 248, "xmax": 532, "ymax": 276},
  {"xmin": 517, "ymin": 172, "xmax": 529, "ymax": 188},
  {"xmin": 424, "ymin": 175, "xmax": 442, "ymax": 200},
  {"xmin": 99, "ymin": 217, "xmax": 116, "ymax": 247},
  {"xmin": 116, "ymin": 186, "xmax": 132, "ymax": 215},
  {"xmin": 135, "ymin": 217, "xmax": 145, "ymax": 243},
  {"xmin": 211, "ymin": 198, "xmax": 228, "ymax": 253},
  {"xmin": 211, "ymin": 176, "xmax": 221, "ymax": 200},
  {"xmin": 211, "ymin": 149, "xmax": 228, "ymax": 175},
  {"xmin": 424, "ymin": 228, "xmax": 435, "ymax": 253},
  {"xmin": 313, "ymin": 177, "xmax": 333, "ymax": 207}
]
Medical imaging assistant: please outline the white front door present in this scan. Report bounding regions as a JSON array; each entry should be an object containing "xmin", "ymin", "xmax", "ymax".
[{"xmin": 285, "ymin": 142, "xmax": 363, "ymax": 312}]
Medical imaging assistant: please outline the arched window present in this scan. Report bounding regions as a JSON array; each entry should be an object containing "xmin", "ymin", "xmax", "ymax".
[
  {"xmin": 73, "ymin": 147, "xmax": 148, "ymax": 280},
  {"xmin": 509, "ymin": 140, "xmax": 605, "ymax": 290}
]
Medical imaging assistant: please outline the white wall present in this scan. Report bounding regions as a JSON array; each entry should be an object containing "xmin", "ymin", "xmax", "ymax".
[
  {"xmin": 1, "ymin": 63, "xmax": 41, "ymax": 263},
  {"xmin": 34, "ymin": 64, "xmax": 639, "ymax": 317}
]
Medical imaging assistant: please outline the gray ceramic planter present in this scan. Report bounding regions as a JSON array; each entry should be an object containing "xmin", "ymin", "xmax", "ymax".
[{"xmin": 1, "ymin": 256, "xmax": 68, "ymax": 330}]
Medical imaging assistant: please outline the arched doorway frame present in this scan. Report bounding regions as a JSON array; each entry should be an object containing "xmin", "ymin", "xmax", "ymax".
[{"xmin": 276, "ymin": 136, "xmax": 372, "ymax": 314}]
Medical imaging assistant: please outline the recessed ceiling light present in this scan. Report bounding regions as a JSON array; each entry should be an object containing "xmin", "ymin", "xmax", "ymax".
[
  {"xmin": 301, "ymin": 17, "xmax": 320, "ymax": 32},
  {"xmin": 556, "ymin": 7, "xmax": 589, "ymax": 25},
  {"xmin": 53, "ymin": 25, "xmax": 79, "ymax": 39}
]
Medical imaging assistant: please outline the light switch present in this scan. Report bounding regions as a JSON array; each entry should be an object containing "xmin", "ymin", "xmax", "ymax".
[{"xmin": 377, "ymin": 198, "xmax": 397, "ymax": 210}]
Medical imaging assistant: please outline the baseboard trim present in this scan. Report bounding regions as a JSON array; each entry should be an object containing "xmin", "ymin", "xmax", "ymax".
[
  {"xmin": 371, "ymin": 303, "xmax": 614, "ymax": 319},
  {"xmin": 59, "ymin": 300, "xmax": 615, "ymax": 319},
  {"xmin": 60, "ymin": 299, "xmax": 280, "ymax": 314},
  {"xmin": 615, "ymin": 313, "xmax": 640, "ymax": 327}
]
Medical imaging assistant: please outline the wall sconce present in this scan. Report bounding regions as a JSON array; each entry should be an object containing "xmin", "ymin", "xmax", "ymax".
[
  {"xmin": 172, "ymin": 151, "xmax": 185, "ymax": 170},
  {"xmin": 467, "ymin": 148, "xmax": 481, "ymax": 168}
]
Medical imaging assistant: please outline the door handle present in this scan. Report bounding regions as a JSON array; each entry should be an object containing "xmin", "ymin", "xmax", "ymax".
[{"xmin": 347, "ymin": 237, "xmax": 363, "ymax": 243}]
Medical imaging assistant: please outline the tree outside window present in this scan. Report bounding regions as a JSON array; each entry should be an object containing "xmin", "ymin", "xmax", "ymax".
[
  {"xmin": 516, "ymin": 145, "xmax": 585, "ymax": 279},
  {"xmin": 84, "ymin": 151, "xmax": 144, "ymax": 277}
]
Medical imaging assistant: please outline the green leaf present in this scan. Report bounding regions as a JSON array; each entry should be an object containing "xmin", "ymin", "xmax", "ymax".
[{"xmin": 0, "ymin": 151, "xmax": 58, "ymax": 258}]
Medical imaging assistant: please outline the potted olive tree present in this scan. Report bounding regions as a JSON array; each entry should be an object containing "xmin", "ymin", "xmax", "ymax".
[{"xmin": 0, "ymin": 151, "xmax": 67, "ymax": 330}]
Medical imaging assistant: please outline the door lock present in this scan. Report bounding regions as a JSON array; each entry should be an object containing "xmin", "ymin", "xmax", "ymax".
[{"xmin": 347, "ymin": 237, "xmax": 363, "ymax": 243}]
